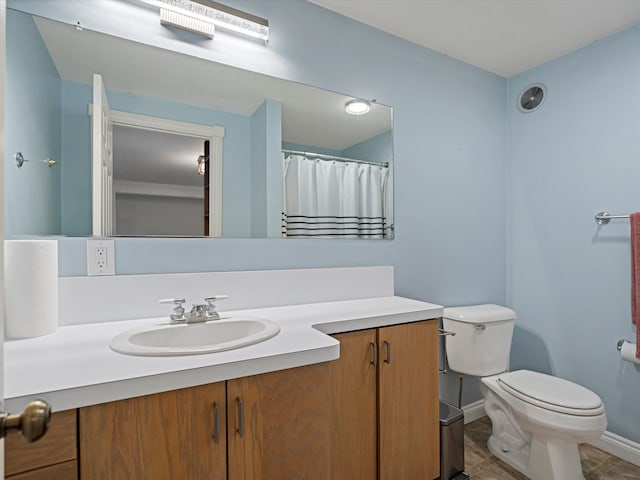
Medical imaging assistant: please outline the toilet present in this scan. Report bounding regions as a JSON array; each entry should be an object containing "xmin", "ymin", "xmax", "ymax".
[{"xmin": 443, "ymin": 304, "xmax": 607, "ymax": 480}]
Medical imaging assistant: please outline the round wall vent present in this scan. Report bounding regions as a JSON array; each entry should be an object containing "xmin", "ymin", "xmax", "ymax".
[{"xmin": 517, "ymin": 84, "xmax": 546, "ymax": 113}]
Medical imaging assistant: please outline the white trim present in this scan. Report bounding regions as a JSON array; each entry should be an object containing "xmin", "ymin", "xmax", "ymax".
[
  {"xmin": 111, "ymin": 109, "xmax": 222, "ymax": 139},
  {"xmin": 88, "ymin": 104, "xmax": 222, "ymax": 139},
  {"xmin": 88, "ymin": 105, "xmax": 224, "ymax": 237},
  {"xmin": 91, "ymin": 74, "xmax": 114, "ymax": 236},
  {"xmin": 114, "ymin": 180, "xmax": 203, "ymax": 199},
  {"xmin": 462, "ymin": 399, "xmax": 486, "ymax": 424},
  {"xmin": 591, "ymin": 430, "xmax": 640, "ymax": 467},
  {"xmin": 209, "ymin": 132, "xmax": 223, "ymax": 237},
  {"xmin": 0, "ymin": 0, "xmax": 6, "ymax": 474}
]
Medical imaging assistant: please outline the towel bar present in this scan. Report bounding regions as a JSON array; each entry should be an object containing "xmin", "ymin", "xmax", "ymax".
[{"xmin": 595, "ymin": 211, "xmax": 630, "ymax": 225}]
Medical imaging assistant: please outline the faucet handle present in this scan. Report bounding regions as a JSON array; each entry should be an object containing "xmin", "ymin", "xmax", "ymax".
[
  {"xmin": 204, "ymin": 295, "xmax": 228, "ymax": 320},
  {"xmin": 204, "ymin": 295, "xmax": 229, "ymax": 302},
  {"xmin": 159, "ymin": 298, "xmax": 186, "ymax": 323}
]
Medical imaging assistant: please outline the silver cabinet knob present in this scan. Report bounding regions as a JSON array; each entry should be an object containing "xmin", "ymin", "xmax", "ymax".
[{"xmin": 0, "ymin": 399, "xmax": 52, "ymax": 442}]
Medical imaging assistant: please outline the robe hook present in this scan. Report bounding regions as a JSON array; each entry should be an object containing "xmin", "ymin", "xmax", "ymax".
[{"xmin": 15, "ymin": 152, "xmax": 58, "ymax": 168}]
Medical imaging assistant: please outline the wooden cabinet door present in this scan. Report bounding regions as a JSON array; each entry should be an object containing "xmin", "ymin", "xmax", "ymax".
[
  {"xmin": 329, "ymin": 330, "xmax": 378, "ymax": 480},
  {"xmin": 7, "ymin": 461, "xmax": 77, "ymax": 480},
  {"xmin": 5, "ymin": 409, "xmax": 77, "ymax": 479},
  {"xmin": 227, "ymin": 362, "xmax": 331, "ymax": 480},
  {"xmin": 79, "ymin": 382, "xmax": 226, "ymax": 480},
  {"xmin": 378, "ymin": 320, "xmax": 440, "ymax": 480}
]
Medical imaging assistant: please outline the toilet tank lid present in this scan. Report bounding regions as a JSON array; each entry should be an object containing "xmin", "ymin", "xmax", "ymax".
[{"xmin": 443, "ymin": 304, "xmax": 516, "ymax": 323}]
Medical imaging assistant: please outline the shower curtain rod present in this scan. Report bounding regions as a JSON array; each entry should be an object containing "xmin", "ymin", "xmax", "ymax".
[{"xmin": 282, "ymin": 149, "xmax": 389, "ymax": 167}]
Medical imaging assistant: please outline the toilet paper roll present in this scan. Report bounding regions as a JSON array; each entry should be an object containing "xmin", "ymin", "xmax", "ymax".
[
  {"xmin": 619, "ymin": 341, "xmax": 640, "ymax": 365},
  {"xmin": 4, "ymin": 240, "xmax": 58, "ymax": 339}
]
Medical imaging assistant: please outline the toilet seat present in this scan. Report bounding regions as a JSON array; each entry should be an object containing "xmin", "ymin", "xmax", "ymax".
[{"xmin": 498, "ymin": 370, "xmax": 604, "ymax": 416}]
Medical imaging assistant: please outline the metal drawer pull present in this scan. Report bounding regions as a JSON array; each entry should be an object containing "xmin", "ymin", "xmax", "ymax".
[
  {"xmin": 474, "ymin": 324, "xmax": 486, "ymax": 331},
  {"xmin": 236, "ymin": 397, "xmax": 245, "ymax": 437},
  {"xmin": 212, "ymin": 402, "xmax": 220, "ymax": 442},
  {"xmin": 370, "ymin": 342, "xmax": 378, "ymax": 366},
  {"xmin": 438, "ymin": 329, "xmax": 456, "ymax": 336},
  {"xmin": 383, "ymin": 340, "xmax": 391, "ymax": 364}
]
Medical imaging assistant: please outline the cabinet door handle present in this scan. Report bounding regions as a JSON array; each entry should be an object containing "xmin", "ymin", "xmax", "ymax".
[
  {"xmin": 370, "ymin": 342, "xmax": 378, "ymax": 366},
  {"xmin": 383, "ymin": 340, "xmax": 391, "ymax": 364},
  {"xmin": 212, "ymin": 402, "xmax": 220, "ymax": 443},
  {"xmin": 235, "ymin": 397, "xmax": 245, "ymax": 437}
]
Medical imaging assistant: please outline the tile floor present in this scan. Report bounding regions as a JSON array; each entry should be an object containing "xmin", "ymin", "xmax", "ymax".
[{"xmin": 464, "ymin": 417, "xmax": 640, "ymax": 479}]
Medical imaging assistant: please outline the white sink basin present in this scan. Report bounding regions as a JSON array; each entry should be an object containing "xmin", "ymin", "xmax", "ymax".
[{"xmin": 110, "ymin": 317, "xmax": 280, "ymax": 356}]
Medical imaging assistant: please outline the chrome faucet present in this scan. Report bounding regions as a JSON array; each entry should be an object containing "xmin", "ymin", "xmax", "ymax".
[
  {"xmin": 202, "ymin": 295, "xmax": 228, "ymax": 321},
  {"xmin": 160, "ymin": 296, "xmax": 228, "ymax": 324},
  {"xmin": 159, "ymin": 298, "xmax": 187, "ymax": 324},
  {"xmin": 188, "ymin": 303, "xmax": 207, "ymax": 323}
]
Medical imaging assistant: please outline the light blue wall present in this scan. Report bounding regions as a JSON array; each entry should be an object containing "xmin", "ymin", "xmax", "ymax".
[
  {"xmin": 59, "ymin": 81, "xmax": 252, "ymax": 237},
  {"xmin": 10, "ymin": 0, "xmax": 640, "ymax": 446},
  {"xmin": 281, "ymin": 141, "xmax": 342, "ymax": 157},
  {"xmin": 5, "ymin": 9, "xmax": 61, "ymax": 235},
  {"xmin": 507, "ymin": 26, "xmax": 640, "ymax": 443},
  {"xmin": 250, "ymin": 101, "xmax": 268, "ymax": 237},
  {"xmin": 264, "ymin": 100, "xmax": 283, "ymax": 238},
  {"xmin": 60, "ymin": 81, "xmax": 91, "ymax": 235},
  {"xmin": 342, "ymin": 130, "xmax": 392, "ymax": 164},
  {"xmin": 9, "ymin": 0, "xmax": 507, "ymax": 408},
  {"xmin": 283, "ymin": 130, "xmax": 392, "ymax": 164},
  {"xmin": 249, "ymin": 99, "xmax": 282, "ymax": 238}
]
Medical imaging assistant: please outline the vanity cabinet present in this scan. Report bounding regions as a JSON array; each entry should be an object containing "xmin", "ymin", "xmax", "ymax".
[
  {"xmin": 79, "ymin": 382, "xmax": 227, "ymax": 480},
  {"xmin": 330, "ymin": 320, "xmax": 440, "ymax": 480},
  {"xmin": 227, "ymin": 362, "xmax": 331, "ymax": 480},
  {"xmin": 5, "ymin": 409, "xmax": 78, "ymax": 480},
  {"xmin": 78, "ymin": 362, "xmax": 330, "ymax": 480},
  {"xmin": 329, "ymin": 329, "xmax": 378, "ymax": 479}
]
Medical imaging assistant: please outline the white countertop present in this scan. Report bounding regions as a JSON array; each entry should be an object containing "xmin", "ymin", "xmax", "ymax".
[{"xmin": 4, "ymin": 296, "xmax": 442, "ymax": 412}]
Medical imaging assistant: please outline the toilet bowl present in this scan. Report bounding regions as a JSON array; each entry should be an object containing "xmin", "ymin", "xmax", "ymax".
[
  {"xmin": 481, "ymin": 370, "xmax": 606, "ymax": 479},
  {"xmin": 443, "ymin": 305, "xmax": 607, "ymax": 480}
]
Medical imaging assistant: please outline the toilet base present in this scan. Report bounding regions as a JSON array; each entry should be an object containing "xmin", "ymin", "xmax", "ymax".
[
  {"xmin": 528, "ymin": 436, "xmax": 584, "ymax": 480},
  {"xmin": 487, "ymin": 433, "xmax": 530, "ymax": 476},
  {"xmin": 484, "ymin": 404, "xmax": 531, "ymax": 477},
  {"xmin": 487, "ymin": 432, "xmax": 585, "ymax": 480}
]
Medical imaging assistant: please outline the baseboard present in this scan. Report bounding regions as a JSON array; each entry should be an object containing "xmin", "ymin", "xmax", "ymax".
[
  {"xmin": 591, "ymin": 430, "xmax": 640, "ymax": 467},
  {"xmin": 462, "ymin": 399, "xmax": 486, "ymax": 424}
]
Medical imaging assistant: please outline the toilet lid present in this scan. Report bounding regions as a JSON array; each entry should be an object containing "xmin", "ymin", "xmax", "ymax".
[{"xmin": 498, "ymin": 370, "xmax": 603, "ymax": 415}]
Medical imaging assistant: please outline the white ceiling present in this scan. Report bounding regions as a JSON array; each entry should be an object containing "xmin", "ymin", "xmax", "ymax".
[{"xmin": 310, "ymin": 0, "xmax": 640, "ymax": 77}]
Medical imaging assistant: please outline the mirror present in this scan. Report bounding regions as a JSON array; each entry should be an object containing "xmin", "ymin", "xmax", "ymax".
[{"xmin": 5, "ymin": 8, "xmax": 394, "ymax": 239}]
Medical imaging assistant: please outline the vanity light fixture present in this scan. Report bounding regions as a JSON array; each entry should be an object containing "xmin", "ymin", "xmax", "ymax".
[
  {"xmin": 139, "ymin": 0, "xmax": 269, "ymax": 41},
  {"xmin": 160, "ymin": 3, "xmax": 215, "ymax": 38},
  {"xmin": 345, "ymin": 99, "xmax": 371, "ymax": 116},
  {"xmin": 197, "ymin": 155, "xmax": 206, "ymax": 176}
]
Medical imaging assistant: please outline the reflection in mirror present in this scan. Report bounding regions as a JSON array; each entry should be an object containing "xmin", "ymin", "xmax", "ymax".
[
  {"xmin": 282, "ymin": 144, "xmax": 390, "ymax": 239},
  {"xmin": 5, "ymin": 8, "xmax": 394, "ymax": 239},
  {"xmin": 113, "ymin": 126, "xmax": 205, "ymax": 237}
]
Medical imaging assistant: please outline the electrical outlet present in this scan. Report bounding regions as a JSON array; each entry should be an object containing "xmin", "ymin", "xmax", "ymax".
[{"xmin": 87, "ymin": 239, "xmax": 115, "ymax": 276}]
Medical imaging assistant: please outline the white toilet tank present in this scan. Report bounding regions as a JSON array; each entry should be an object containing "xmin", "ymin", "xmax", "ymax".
[{"xmin": 443, "ymin": 304, "xmax": 516, "ymax": 377}]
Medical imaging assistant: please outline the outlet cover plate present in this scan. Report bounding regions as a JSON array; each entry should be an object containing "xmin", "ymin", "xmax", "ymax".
[{"xmin": 87, "ymin": 239, "xmax": 115, "ymax": 276}]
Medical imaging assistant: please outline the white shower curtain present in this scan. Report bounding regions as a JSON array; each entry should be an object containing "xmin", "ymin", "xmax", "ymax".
[{"xmin": 282, "ymin": 154, "xmax": 389, "ymax": 238}]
